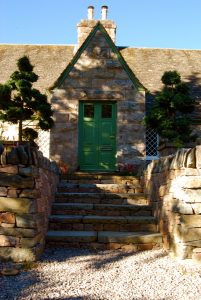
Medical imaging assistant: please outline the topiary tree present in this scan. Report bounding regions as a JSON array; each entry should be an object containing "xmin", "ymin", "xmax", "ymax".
[
  {"xmin": 144, "ymin": 70, "xmax": 196, "ymax": 147},
  {"xmin": 0, "ymin": 56, "xmax": 54, "ymax": 142}
]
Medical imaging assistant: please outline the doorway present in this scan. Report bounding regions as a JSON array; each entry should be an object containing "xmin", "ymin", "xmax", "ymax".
[{"xmin": 78, "ymin": 102, "xmax": 117, "ymax": 171}]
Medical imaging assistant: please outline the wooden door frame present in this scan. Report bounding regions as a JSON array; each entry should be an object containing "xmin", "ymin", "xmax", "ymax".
[{"xmin": 78, "ymin": 101, "xmax": 117, "ymax": 171}]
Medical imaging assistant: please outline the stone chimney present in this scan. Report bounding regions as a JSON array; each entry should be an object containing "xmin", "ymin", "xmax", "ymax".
[
  {"xmin": 88, "ymin": 5, "xmax": 94, "ymax": 20},
  {"xmin": 101, "ymin": 5, "xmax": 108, "ymax": 20},
  {"xmin": 77, "ymin": 6, "xmax": 117, "ymax": 47}
]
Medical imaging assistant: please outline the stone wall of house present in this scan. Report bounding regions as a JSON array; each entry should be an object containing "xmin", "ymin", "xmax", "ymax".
[
  {"xmin": 0, "ymin": 143, "xmax": 60, "ymax": 262},
  {"xmin": 144, "ymin": 146, "xmax": 201, "ymax": 262},
  {"xmin": 50, "ymin": 28, "xmax": 146, "ymax": 171},
  {"xmin": 77, "ymin": 20, "xmax": 116, "ymax": 47}
]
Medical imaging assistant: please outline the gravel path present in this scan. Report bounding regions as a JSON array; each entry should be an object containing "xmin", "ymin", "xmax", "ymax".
[{"xmin": 1, "ymin": 248, "xmax": 201, "ymax": 300}]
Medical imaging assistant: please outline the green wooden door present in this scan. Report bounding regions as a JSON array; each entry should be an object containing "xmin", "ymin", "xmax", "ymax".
[{"xmin": 79, "ymin": 102, "xmax": 117, "ymax": 171}]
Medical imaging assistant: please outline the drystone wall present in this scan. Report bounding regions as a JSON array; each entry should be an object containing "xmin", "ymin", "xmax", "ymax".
[
  {"xmin": 144, "ymin": 146, "xmax": 201, "ymax": 262},
  {"xmin": 0, "ymin": 143, "xmax": 60, "ymax": 262}
]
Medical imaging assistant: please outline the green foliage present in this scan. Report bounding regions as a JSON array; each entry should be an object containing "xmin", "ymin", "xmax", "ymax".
[
  {"xmin": 0, "ymin": 56, "xmax": 54, "ymax": 141},
  {"xmin": 17, "ymin": 56, "xmax": 34, "ymax": 72},
  {"xmin": 161, "ymin": 70, "xmax": 181, "ymax": 86},
  {"xmin": 144, "ymin": 70, "xmax": 196, "ymax": 146},
  {"xmin": 22, "ymin": 127, "xmax": 38, "ymax": 141}
]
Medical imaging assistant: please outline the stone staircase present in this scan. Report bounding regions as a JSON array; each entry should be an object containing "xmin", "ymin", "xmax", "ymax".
[{"xmin": 46, "ymin": 173, "xmax": 162, "ymax": 250}]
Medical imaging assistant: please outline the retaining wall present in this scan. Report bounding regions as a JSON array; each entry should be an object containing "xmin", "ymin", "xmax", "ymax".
[
  {"xmin": 144, "ymin": 146, "xmax": 201, "ymax": 262},
  {"xmin": 0, "ymin": 143, "xmax": 60, "ymax": 262}
]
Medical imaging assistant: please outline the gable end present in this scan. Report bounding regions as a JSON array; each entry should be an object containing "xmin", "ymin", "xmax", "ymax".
[{"xmin": 49, "ymin": 22, "xmax": 145, "ymax": 92}]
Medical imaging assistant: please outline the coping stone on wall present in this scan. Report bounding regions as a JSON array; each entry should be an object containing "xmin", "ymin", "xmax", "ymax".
[{"xmin": 196, "ymin": 145, "xmax": 201, "ymax": 169}]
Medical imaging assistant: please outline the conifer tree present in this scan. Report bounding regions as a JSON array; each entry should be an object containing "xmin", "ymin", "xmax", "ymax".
[
  {"xmin": 0, "ymin": 56, "xmax": 54, "ymax": 141},
  {"xmin": 145, "ymin": 70, "xmax": 196, "ymax": 147}
]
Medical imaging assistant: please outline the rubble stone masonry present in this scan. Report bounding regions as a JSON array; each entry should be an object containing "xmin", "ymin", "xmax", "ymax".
[
  {"xmin": 0, "ymin": 143, "xmax": 59, "ymax": 262},
  {"xmin": 144, "ymin": 146, "xmax": 201, "ymax": 262},
  {"xmin": 50, "ymin": 26, "xmax": 146, "ymax": 171}
]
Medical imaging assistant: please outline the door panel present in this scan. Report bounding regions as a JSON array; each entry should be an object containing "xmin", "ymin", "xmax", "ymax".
[{"xmin": 79, "ymin": 102, "xmax": 116, "ymax": 171}]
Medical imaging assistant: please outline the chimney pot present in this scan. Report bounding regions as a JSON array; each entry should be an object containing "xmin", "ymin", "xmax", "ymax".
[
  {"xmin": 88, "ymin": 6, "xmax": 94, "ymax": 20},
  {"xmin": 101, "ymin": 5, "xmax": 108, "ymax": 20}
]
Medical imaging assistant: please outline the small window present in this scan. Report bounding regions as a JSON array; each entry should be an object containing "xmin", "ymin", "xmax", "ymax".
[
  {"xmin": 102, "ymin": 104, "xmax": 112, "ymax": 118},
  {"xmin": 84, "ymin": 104, "xmax": 94, "ymax": 118}
]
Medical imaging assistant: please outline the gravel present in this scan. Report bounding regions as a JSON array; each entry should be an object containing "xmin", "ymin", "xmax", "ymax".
[{"xmin": 1, "ymin": 248, "xmax": 201, "ymax": 300}]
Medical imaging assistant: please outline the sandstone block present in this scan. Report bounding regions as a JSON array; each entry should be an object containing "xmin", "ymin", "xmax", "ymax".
[
  {"xmin": 1, "ymin": 152, "xmax": 7, "ymax": 165},
  {"xmin": 0, "ymin": 165, "xmax": 18, "ymax": 174},
  {"xmin": 137, "ymin": 243, "xmax": 154, "ymax": 251},
  {"xmin": 0, "ymin": 212, "xmax": 15, "ymax": 224},
  {"xmin": 172, "ymin": 176, "xmax": 201, "ymax": 189},
  {"xmin": 179, "ymin": 215, "xmax": 201, "ymax": 226},
  {"xmin": 0, "ymin": 197, "xmax": 36, "ymax": 213},
  {"xmin": 0, "ymin": 235, "xmax": 18, "ymax": 247},
  {"xmin": 0, "ymin": 173, "xmax": 34, "ymax": 188},
  {"xmin": 192, "ymin": 248, "xmax": 201, "ymax": 262},
  {"xmin": 175, "ymin": 226, "xmax": 201, "ymax": 242},
  {"xmin": 172, "ymin": 201, "xmax": 193, "ymax": 214},
  {"xmin": 7, "ymin": 188, "xmax": 18, "ymax": 198},
  {"xmin": 1, "ymin": 223, "xmax": 15, "ymax": 228},
  {"xmin": 185, "ymin": 148, "xmax": 196, "ymax": 168},
  {"xmin": 171, "ymin": 187, "xmax": 201, "ymax": 203},
  {"xmin": 171, "ymin": 243, "xmax": 192, "ymax": 259},
  {"xmin": 192, "ymin": 203, "xmax": 201, "ymax": 214},
  {"xmin": 17, "ymin": 145, "xmax": 28, "ymax": 165},
  {"xmin": 0, "ymin": 187, "xmax": 7, "ymax": 196},
  {"xmin": 192, "ymin": 253, "xmax": 201, "ymax": 262},
  {"xmin": 16, "ymin": 213, "xmax": 44, "ymax": 229},
  {"xmin": 170, "ymin": 149, "xmax": 187, "ymax": 169},
  {"xmin": 186, "ymin": 241, "xmax": 201, "ymax": 247},
  {"xmin": 20, "ymin": 233, "xmax": 42, "ymax": 248},
  {"xmin": 192, "ymin": 247, "xmax": 201, "ymax": 253},
  {"xmin": 19, "ymin": 189, "xmax": 39, "ymax": 199},
  {"xmin": 196, "ymin": 146, "xmax": 201, "ymax": 169},
  {"xmin": 184, "ymin": 168, "xmax": 201, "ymax": 176},
  {"xmin": 19, "ymin": 167, "xmax": 35, "ymax": 177},
  {"xmin": 7, "ymin": 147, "xmax": 20, "ymax": 165},
  {"xmin": 0, "ymin": 227, "xmax": 37, "ymax": 238},
  {"xmin": 23, "ymin": 144, "xmax": 33, "ymax": 165}
]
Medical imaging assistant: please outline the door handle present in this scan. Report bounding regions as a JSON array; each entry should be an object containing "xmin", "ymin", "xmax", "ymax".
[{"xmin": 110, "ymin": 135, "xmax": 115, "ymax": 139}]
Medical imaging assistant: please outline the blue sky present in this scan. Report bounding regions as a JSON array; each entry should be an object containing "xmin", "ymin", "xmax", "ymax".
[{"xmin": 1, "ymin": 0, "xmax": 201, "ymax": 49}]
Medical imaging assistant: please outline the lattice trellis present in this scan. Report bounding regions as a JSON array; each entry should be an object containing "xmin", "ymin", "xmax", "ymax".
[
  {"xmin": 36, "ymin": 130, "xmax": 50, "ymax": 158},
  {"xmin": 145, "ymin": 128, "xmax": 159, "ymax": 159}
]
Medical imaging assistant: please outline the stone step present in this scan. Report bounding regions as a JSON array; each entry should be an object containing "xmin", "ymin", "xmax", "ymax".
[
  {"xmin": 55, "ymin": 193, "xmax": 148, "ymax": 205},
  {"xmin": 48, "ymin": 215, "xmax": 157, "ymax": 232},
  {"xmin": 51, "ymin": 203, "xmax": 152, "ymax": 216},
  {"xmin": 46, "ymin": 231, "xmax": 162, "ymax": 250},
  {"xmin": 57, "ymin": 183, "xmax": 143, "ymax": 194},
  {"xmin": 61, "ymin": 173, "xmax": 141, "ymax": 184},
  {"xmin": 62, "ymin": 179, "xmax": 141, "ymax": 185}
]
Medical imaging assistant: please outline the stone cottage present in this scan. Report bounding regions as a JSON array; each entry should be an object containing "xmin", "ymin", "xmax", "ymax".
[{"xmin": 0, "ymin": 6, "xmax": 201, "ymax": 172}]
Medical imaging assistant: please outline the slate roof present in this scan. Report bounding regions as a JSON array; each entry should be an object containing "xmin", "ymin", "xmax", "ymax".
[
  {"xmin": 0, "ymin": 44, "xmax": 74, "ymax": 93},
  {"xmin": 0, "ymin": 44, "xmax": 201, "ymax": 100},
  {"xmin": 120, "ymin": 47, "xmax": 201, "ymax": 99}
]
